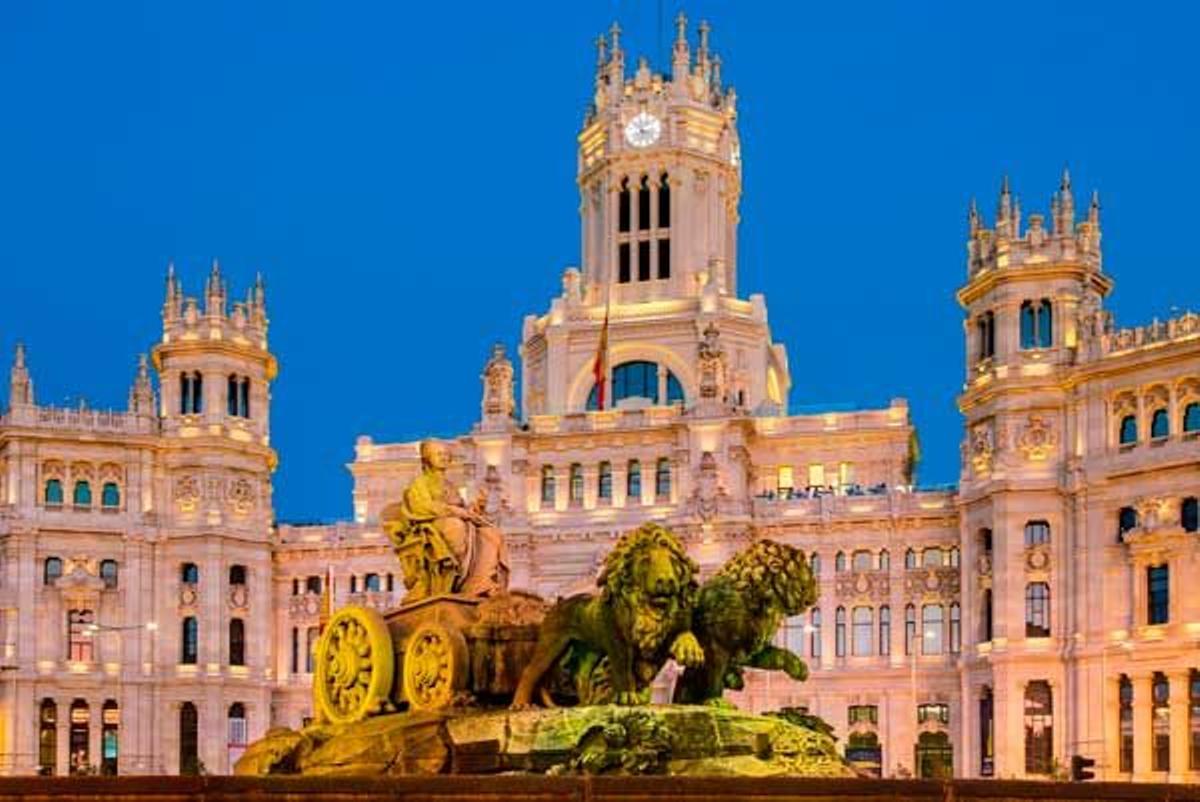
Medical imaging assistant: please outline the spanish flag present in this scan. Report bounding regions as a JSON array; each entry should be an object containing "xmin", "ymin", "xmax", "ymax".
[{"xmin": 592, "ymin": 303, "xmax": 610, "ymax": 410}]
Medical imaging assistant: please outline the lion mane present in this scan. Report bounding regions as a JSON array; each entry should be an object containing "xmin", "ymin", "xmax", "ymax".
[{"xmin": 712, "ymin": 538, "xmax": 816, "ymax": 615}]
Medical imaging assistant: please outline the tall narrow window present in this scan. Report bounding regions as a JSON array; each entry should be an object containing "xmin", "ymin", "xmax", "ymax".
[
  {"xmin": 904, "ymin": 549, "xmax": 916, "ymax": 569},
  {"xmin": 229, "ymin": 565, "xmax": 247, "ymax": 586},
  {"xmin": 627, "ymin": 460, "xmax": 641, "ymax": 501},
  {"xmin": 879, "ymin": 549, "xmax": 890, "ymax": 571},
  {"xmin": 657, "ymin": 237, "xmax": 670, "ymax": 279},
  {"xmin": 305, "ymin": 575, "xmax": 321, "ymax": 595},
  {"xmin": 39, "ymin": 699, "xmax": 57, "ymax": 776},
  {"xmin": 638, "ymin": 175, "xmax": 651, "ymax": 230},
  {"xmin": 977, "ymin": 311, "xmax": 995, "ymax": 361},
  {"xmin": 1024, "ymin": 520, "xmax": 1050, "ymax": 546},
  {"xmin": 1148, "ymin": 564, "xmax": 1169, "ymax": 625},
  {"xmin": 73, "ymin": 480, "xmax": 91, "ymax": 507},
  {"xmin": 569, "ymin": 464, "xmax": 583, "ymax": 505},
  {"xmin": 239, "ymin": 378, "xmax": 250, "ymax": 418},
  {"xmin": 921, "ymin": 604, "xmax": 944, "ymax": 654},
  {"xmin": 1118, "ymin": 506, "xmax": 1139, "ymax": 540},
  {"xmin": 810, "ymin": 608, "xmax": 821, "ymax": 658},
  {"xmin": 879, "ymin": 605, "xmax": 891, "ymax": 656},
  {"xmin": 618, "ymin": 178, "xmax": 630, "ymax": 233},
  {"xmin": 180, "ymin": 373, "xmax": 192, "ymax": 414},
  {"xmin": 228, "ymin": 703, "xmax": 247, "ymax": 770},
  {"xmin": 1024, "ymin": 680, "xmax": 1053, "ymax": 774},
  {"xmin": 1037, "ymin": 299, "xmax": 1053, "ymax": 347},
  {"xmin": 68, "ymin": 700, "xmax": 90, "ymax": 775},
  {"xmin": 540, "ymin": 465, "xmax": 555, "ymax": 505},
  {"xmin": 852, "ymin": 606, "xmax": 873, "ymax": 656},
  {"xmin": 655, "ymin": 458, "xmax": 671, "ymax": 499},
  {"xmin": 1020, "ymin": 301, "xmax": 1036, "ymax": 349},
  {"xmin": 290, "ymin": 627, "xmax": 299, "ymax": 674},
  {"xmin": 229, "ymin": 617, "xmax": 245, "ymax": 666},
  {"xmin": 44, "ymin": 478, "xmax": 63, "ymax": 506},
  {"xmin": 44, "ymin": 557, "xmax": 63, "ymax": 586},
  {"xmin": 1119, "ymin": 675, "xmax": 1134, "ymax": 773},
  {"xmin": 980, "ymin": 686, "xmax": 995, "ymax": 776},
  {"xmin": 598, "ymin": 461, "xmax": 612, "ymax": 500},
  {"xmin": 1025, "ymin": 583, "xmax": 1050, "ymax": 637},
  {"xmin": 904, "ymin": 604, "xmax": 916, "ymax": 655},
  {"xmin": 181, "ymin": 616, "xmax": 198, "ymax": 664},
  {"xmin": 364, "ymin": 573, "xmax": 380, "ymax": 592},
  {"xmin": 665, "ymin": 371, "xmax": 684, "ymax": 404},
  {"xmin": 982, "ymin": 589, "xmax": 993, "ymax": 641},
  {"xmin": 100, "ymin": 559, "xmax": 118, "ymax": 589},
  {"xmin": 1153, "ymin": 672, "xmax": 1170, "ymax": 771},
  {"xmin": 810, "ymin": 552, "xmax": 821, "ymax": 576},
  {"xmin": 637, "ymin": 240, "xmax": 651, "ymax": 281},
  {"xmin": 1119, "ymin": 415, "xmax": 1138, "ymax": 445},
  {"xmin": 227, "ymin": 375, "xmax": 239, "ymax": 416},
  {"xmin": 1185, "ymin": 403, "xmax": 1200, "ymax": 434},
  {"xmin": 68, "ymin": 609, "xmax": 95, "ymax": 662},
  {"xmin": 191, "ymin": 372, "xmax": 203, "ymax": 414},
  {"xmin": 658, "ymin": 172, "xmax": 670, "ymax": 227},
  {"xmin": 835, "ymin": 551, "xmax": 847, "ymax": 573},
  {"xmin": 101, "ymin": 482, "xmax": 120, "ymax": 509},
  {"xmin": 1184, "ymin": 497, "xmax": 1199, "ymax": 533},
  {"xmin": 1151, "ymin": 409, "xmax": 1169, "ymax": 439},
  {"xmin": 100, "ymin": 699, "xmax": 118, "ymax": 775},
  {"xmin": 835, "ymin": 606, "xmax": 846, "ymax": 657},
  {"xmin": 618, "ymin": 242, "xmax": 631, "ymax": 283},
  {"xmin": 181, "ymin": 562, "xmax": 199, "ymax": 584},
  {"xmin": 179, "ymin": 702, "xmax": 199, "ymax": 775},
  {"xmin": 1189, "ymin": 671, "xmax": 1200, "ymax": 770},
  {"xmin": 949, "ymin": 603, "xmax": 961, "ymax": 653},
  {"xmin": 305, "ymin": 626, "xmax": 318, "ymax": 673}
]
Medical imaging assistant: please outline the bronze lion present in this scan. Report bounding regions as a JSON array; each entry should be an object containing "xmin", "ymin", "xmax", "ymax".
[
  {"xmin": 513, "ymin": 522, "xmax": 704, "ymax": 707},
  {"xmin": 673, "ymin": 539, "xmax": 816, "ymax": 704}
]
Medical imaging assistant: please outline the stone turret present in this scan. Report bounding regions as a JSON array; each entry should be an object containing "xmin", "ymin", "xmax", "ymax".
[
  {"xmin": 127, "ymin": 354, "xmax": 155, "ymax": 416},
  {"xmin": 8, "ymin": 342, "xmax": 33, "ymax": 409}
]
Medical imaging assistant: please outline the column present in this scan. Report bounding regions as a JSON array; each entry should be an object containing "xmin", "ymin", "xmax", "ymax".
[
  {"xmin": 1169, "ymin": 669, "xmax": 1191, "ymax": 782},
  {"xmin": 1132, "ymin": 672, "xmax": 1153, "ymax": 779},
  {"xmin": 582, "ymin": 464, "xmax": 598, "ymax": 510},
  {"xmin": 1103, "ymin": 675, "xmax": 1121, "ymax": 780},
  {"xmin": 613, "ymin": 462, "xmax": 627, "ymax": 508},
  {"xmin": 55, "ymin": 696, "xmax": 69, "ymax": 776}
]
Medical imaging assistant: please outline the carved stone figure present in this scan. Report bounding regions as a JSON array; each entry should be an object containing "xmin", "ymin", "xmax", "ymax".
[
  {"xmin": 674, "ymin": 539, "xmax": 817, "ymax": 704},
  {"xmin": 512, "ymin": 522, "xmax": 705, "ymax": 707},
  {"xmin": 480, "ymin": 343, "xmax": 515, "ymax": 422},
  {"xmin": 696, "ymin": 322, "xmax": 727, "ymax": 403},
  {"xmin": 381, "ymin": 440, "xmax": 509, "ymax": 602}
]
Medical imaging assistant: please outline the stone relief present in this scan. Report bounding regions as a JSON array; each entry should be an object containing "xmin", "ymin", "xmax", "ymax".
[
  {"xmin": 1016, "ymin": 414, "xmax": 1056, "ymax": 462},
  {"xmin": 174, "ymin": 471, "xmax": 259, "ymax": 514},
  {"xmin": 481, "ymin": 343, "xmax": 515, "ymax": 420}
]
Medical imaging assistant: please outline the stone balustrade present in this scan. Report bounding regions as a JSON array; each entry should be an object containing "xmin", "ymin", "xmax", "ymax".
[{"xmin": 1101, "ymin": 311, "xmax": 1199, "ymax": 356}]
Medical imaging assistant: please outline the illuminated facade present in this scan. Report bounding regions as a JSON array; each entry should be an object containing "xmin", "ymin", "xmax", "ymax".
[{"xmin": 3, "ymin": 15, "xmax": 1198, "ymax": 782}]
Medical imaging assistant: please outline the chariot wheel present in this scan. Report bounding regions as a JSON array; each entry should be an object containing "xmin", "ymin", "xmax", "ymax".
[
  {"xmin": 313, "ymin": 606, "xmax": 394, "ymax": 724},
  {"xmin": 402, "ymin": 622, "xmax": 468, "ymax": 711}
]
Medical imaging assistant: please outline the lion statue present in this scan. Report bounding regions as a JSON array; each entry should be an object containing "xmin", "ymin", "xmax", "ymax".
[
  {"xmin": 673, "ymin": 539, "xmax": 817, "ymax": 705},
  {"xmin": 512, "ymin": 522, "xmax": 705, "ymax": 707}
]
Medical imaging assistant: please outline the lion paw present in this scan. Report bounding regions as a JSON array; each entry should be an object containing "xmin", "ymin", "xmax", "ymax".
[
  {"xmin": 670, "ymin": 632, "xmax": 705, "ymax": 668},
  {"xmin": 613, "ymin": 691, "xmax": 641, "ymax": 706}
]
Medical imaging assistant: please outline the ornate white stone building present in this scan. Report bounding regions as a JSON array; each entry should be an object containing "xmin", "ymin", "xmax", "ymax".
[{"xmin": 2, "ymin": 16, "xmax": 1198, "ymax": 783}]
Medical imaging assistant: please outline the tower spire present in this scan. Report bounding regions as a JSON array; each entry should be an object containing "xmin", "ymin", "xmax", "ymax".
[
  {"xmin": 205, "ymin": 258, "xmax": 226, "ymax": 317},
  {"xmin": 128, "ymin": 353, "xmax": 155, "ymax": 415},
  {"xmin": 696, "ymin": 19, "xmax": 711, "ymax": 78},
  {"xmin": 1088, "ymin": 189, "xmax": 1101, "ymax": 225},
  {"xmin": 968, "ymin": 198, "xmax": 981, "ymax": 235},
  {"xmin": 1056, "ymin": 166, "xmax": 1074, "ymax": 234},
  {"xmin": 9, "ymin": 342, "xmax": 33, "ymax": 408},
  {"xmin": 996, "ymin": 176, "xmax": 1013, "ymax": 235},
  {"xmin": 672, "ymin": 11, "xmax": 690, "ymax": 84}
]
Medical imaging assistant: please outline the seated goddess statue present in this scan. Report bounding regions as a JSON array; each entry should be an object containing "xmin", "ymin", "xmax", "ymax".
[{"xmin": 381, "ymin": 439, "xmax": 509, "ymax": 602}]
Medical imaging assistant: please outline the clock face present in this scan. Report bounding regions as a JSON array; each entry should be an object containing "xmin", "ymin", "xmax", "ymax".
[{"xmin": 624, "ymin": 112, "xmax": 662, "ymax": 148}]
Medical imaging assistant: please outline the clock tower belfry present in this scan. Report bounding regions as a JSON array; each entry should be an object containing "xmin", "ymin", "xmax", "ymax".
[{"xmin": 578, "ymin": 15, "xmax": 741, "ymax": 304}]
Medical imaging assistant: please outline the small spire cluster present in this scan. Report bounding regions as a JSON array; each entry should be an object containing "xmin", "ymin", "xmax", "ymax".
[
  {"xmin": 163, "ymin": 260, "xmax": 269, "ymax": 344},
  {"xmin": 966, "ymin": 170, "xmax": 1102, "ymax": 277},
  {"xmin": 586, "ymin": 12, "xmax": 735, "ymax": 123}
]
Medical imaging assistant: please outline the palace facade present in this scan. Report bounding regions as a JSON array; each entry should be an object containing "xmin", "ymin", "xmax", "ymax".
[{"xmin": 2, "ymin": 16, "xmax": 1198, "ymax": 783}]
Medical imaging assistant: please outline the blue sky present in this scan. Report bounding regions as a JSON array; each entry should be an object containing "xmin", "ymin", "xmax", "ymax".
[{"xmin": 2, "ymin": 2, "xmax": 1197, "ymax": 522}]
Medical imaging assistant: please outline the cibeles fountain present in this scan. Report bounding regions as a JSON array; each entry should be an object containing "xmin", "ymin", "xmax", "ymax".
[{"xmin": 235, "ymin": 440, "xmax": 852, "ymax": 778}]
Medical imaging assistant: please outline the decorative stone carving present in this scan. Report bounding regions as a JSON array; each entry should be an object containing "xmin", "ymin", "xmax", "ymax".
[
  {"xmin": 1024, "ymin": 545, "xmax": 1051, "ymax": 572},
  {"xmin": 228, "ymin": 477, "xmax": 256, "ymax": 513},
  {"xmin": 174, "ymin": 474, "xmax": 201, "ymax": 512},
  {"xmin": 1017, "ymin": 414, "xmax": 1056, "ymax": 462},
  {"xmin": 834, "ymin": 571, "xmax": 890, "ymax": 603},
  {"xmin": 179, "ymin": 583, "xmax": 198, "ymax": 608},
  {"xmin": 969, "ymin": 421, "xmax": 994, "ymax": 474},
  {"xmin": 229, "ymin": 584, "xmax": 249, "ymax": 610},
  {"xmin": 480, "ymin": 343, "xmax": 515, "ymax": 423},
  {"xmin": 688, "ymin": 451, "xmax": 724, "ymax": 522},
  {"xmin": 1135, "ymin": 496, "xmax": 1178, "ymax": 531},
  {"xmin": 696, "ymin": 323, "xmax": 727, "ymax": 404}
]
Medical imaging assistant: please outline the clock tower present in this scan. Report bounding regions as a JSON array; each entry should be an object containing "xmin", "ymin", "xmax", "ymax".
[{"xmin": 579, "ymin": 15, "xmax": 742, "ymax": 305}]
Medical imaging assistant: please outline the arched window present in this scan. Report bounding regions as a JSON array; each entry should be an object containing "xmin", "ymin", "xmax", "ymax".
[
  {"xmin": 1153, "ymin": 672, "xmax": 1170, "ymax": 771},
  {"xmin": 981, "ymin": 589, "xmax": 993, "ymax": 641},
  {"xmin": 229, "ymin": 618, "xmax": 245, "ymax": 666},
  {"xmin": 980, "ymin": 527, "xmax": 993, "ymax": 554},
  {"xmin": 666, "ymin": 371, "xmax": 684, "ymax": 404},
  {"xmin": 948, "ymin": 547, "xmax": 960, "ymax": 567},
  {"xmin": 904, "ymin": 548, "xmax": 916, "ymax": 569},
  {"xmin": 977, "ymin": 310, "xmax": 995, "ymax": 361},
  {"xmin": 922, "ymin": 604, "xmax": 944, "ymax": 654},
  {"xmin": 540, "ymin": 465, "xmax": 555, "ymax": 504},
  {"xmin": 1118, "ymin": 506, "xmax": 1139, "ymax": 540},
  {"xmin": 569, "ymin": 464, "xmax": 584, "ymax": 504},
  {"xmin": 1037, "ymin": 299, "xmax": 1053, "ymax": 348},
  {"xmin": 638, "ymin": 175, "xmax": 651, "ymax": 230},
  {"xmin": 618, "ymin": 178, "xmax": 631, "ymax": 233},
  {"xmin": 39, "ymin": 698, "xmax": 58, "ymax": 776},
  {"xmin": 809, "ymin": 608, "xmax": 822, "ymax": 658},
  {"xmin": 101, "ymin": 701, "xmax": 120, "ymax": 775},
  {"xmin": 1020, "ymin": 301, "xmax": 1036, "ymax": 349},
  {"xmin": 1025, "ymin": 583, "xmax": 1050, "ymax": 637},
  {"xmin": 364, "ymin": 573, "xmax": 380, "ymax": 592},
  {"xmin": 904, "ymin": 604, "xmax": 916, "ymax": 655},
  {"xmin": 227, "ymin": 375, "xmax": 239, "ymax": 416},
  {"xmin": 1024, "ymin": 681, "xmax": 1053, "ymax": 774},
  {"xmin": 654, "ymin": 458, "xmax": 671, "ymax": 498},
  {"xmin": 68, "ymin": 699, "xmax": 90, "ymax": 775},
  {"xmin": 835, "ymin": 606, "xmax": 847, "ymax": 657},
  {"xmin": 44, "ymin": 556, "xmax": 63, "ymax": 586},
  {"xmin": 921, "ymin": 548, "xmax": 943, "ymax": 568},
  {"xmin": 1183, "ymin": 497, "xmax": 1198, "ymax": 533},
  {"xmin": 597, "ymin": 461, "xmax": 612, "ymax": 501},
  {"xmin": 879, "ymin": 605, "xmax": 891, "ymax": 656},
  {"xmin": 1147, "ymin": 564, "xmax": 1169, "ymax": 625},
  {"xmin": 1185, "ymin": 403, "xmax": 1200, "ymax": 434},
  {"xmin": 180, "ymin": 373, "xmax": 192, "ymax": 415},
  {"xmin": 68, "ymin": 609, "xmax": 95, "ymax": 662},
  {"xmin": 627, "ymin": 460, "xmax": 642, "ymax": 501},
  {"xmin": 879, "ymin": 549, "xmax": 890, "ymax": 571},
  {"xmin": 1119, "ymin": 414, "xmax": 1138, "ymax": 445},
  {"xmin": 1024, "ymin": 520, "xmax": 1050, "ymax": 546},
  {"xmin": 852, "ymin": 551, "xmax": 873, "ymax": 571},
  {"xmin": 852, "ymin": 606, "xmax": 873, "ymax": 656},
  {"xmin": 809, "ymin": 552, "xmax": 821, "ymax": 576},
  {"xmin": 101, "ymin": 482, "xmax": 120, "ymax": 509},
  {"xmin": 1119, "ymin": 675, "xmax": 1133, "ymax": 772},
  {"xmin": 239, "ymin": 377, "xmax": 250, "ymax": 419},
  {"xmin": 916, "ymin": 731, "xmax": 954, "ymax": 779},
  {"xmin": 658, "ymin": 172, "xmax": 670, "ymax": 228},
  {"xmin": 228, "ymin": 703, "xmax": 247, "ymax": 769},
  {"xmin": 73, "ymin": 480, "xmax": 91, "ymax": 507},
  {"xmin": 181, "ymin": 563, "xmax": 199, "ymax": 584},
  {"xmin": 44, "ymin": 478, "xmax": 63, "ymax": 506},
  {"xmin": 949, "ymin": 603, "xmax": 961, "ymax": 653},
  {"xmin": 179, "ymin": 702, "xmax": 199, "ymax": 775},
  {"xmin": 229, "ymin": 565, "xmax": 247, "ymax": 586},
  {"xmin": 100, "ymin": 559, "xmax": 118, "ymax": 589},
  {"xmin": 1151, "ymin": 408, "xmax": 1170, "ymax": 439},
  {"xmin": 305, "ymin": 575, "xmax": 321, "ymax": 595},
  {"xmin": 181, "ymin": 617, "xmax": 198, "ymax": 664},
  {"xmin": 980, "ymin": 686, "xmax": 995, "ymax": 776},
  {"xmin": 589, "ymin": 361, "xmax": 685, "ymax": 410}
]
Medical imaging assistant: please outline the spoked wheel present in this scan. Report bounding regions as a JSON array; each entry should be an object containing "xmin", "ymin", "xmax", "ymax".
[
  {"xmin": 313, "ymin": 606, "xmax": 394, "ymax": 724},
  {"xmin": 402, "ymin": 622, "xmax": 468, "ymax": 711}
]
